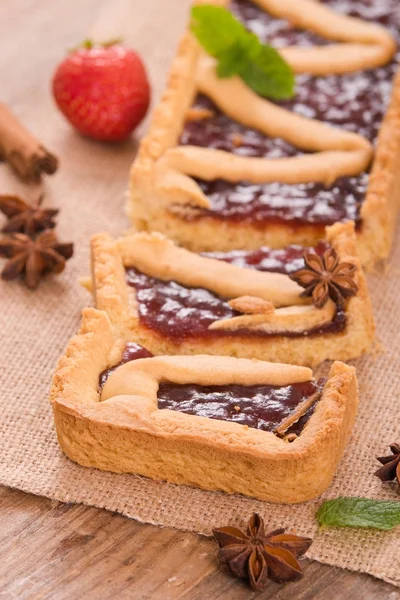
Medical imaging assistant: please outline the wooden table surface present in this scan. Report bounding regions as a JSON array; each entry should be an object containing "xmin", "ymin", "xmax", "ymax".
[
  {"xmin": 1, "ymin": 2, "xmax": 399, "ymax": 599},
  {"xmin": 1, "ymin": 486, "xmax": 399, "ymax": 600}
]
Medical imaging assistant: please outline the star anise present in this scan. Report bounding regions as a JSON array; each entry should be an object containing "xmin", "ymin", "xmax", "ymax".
[
  {"xmin": 0, "ymin": 230, "xmax": 73, "ymax": 289},
  {"xmin": 0, "ymin": 194, "xmax": 58, "ymax": 235},
  {"xmin": 374, "ymin": 443, "xmax": 400, "ymax": 489},
  {"xmin": 289, "ymin": 248, "xmax": 358, "ymax": 308},
  {"xmin": 213, "ymin": 513, "xmax": 312, "ymax": 591}
]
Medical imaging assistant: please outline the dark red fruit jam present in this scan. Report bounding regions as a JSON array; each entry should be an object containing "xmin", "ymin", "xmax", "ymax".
[
  {"xmin": 99, "ymin": 343, "xmax": 324, "ymax": 435},
  {"xmin": 179, "ymin": 0, "xmax": 399, "ymax": 227},
  {"xmin": 125, "ymin": 242, "xmax": 346, "ymax": 341},
  {"xmin": 158, "ymin": 378, "xmax": 324, "ymax": 435}
]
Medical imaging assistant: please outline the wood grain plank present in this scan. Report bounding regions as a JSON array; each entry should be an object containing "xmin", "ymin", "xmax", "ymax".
[{"xmin": 0, "ymin": 487, "xmax": 398, "ymax": 600}]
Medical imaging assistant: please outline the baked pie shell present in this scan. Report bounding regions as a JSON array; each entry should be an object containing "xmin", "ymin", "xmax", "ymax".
[
  {"xmin": 51, "ymin": 307, "xmax": 358, "ymax": 503},
  {"xmin": 90, "ymin": 221, "xmax": 375, "ymax": 367},
  {"xmin": 128, "ymin": 24, "xmax": 400, "ymax": 269}
]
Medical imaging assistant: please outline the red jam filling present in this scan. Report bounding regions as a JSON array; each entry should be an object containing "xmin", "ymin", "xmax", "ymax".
[
  {"xmin": 125, "ymin": 242, "xmax": 346, "ymax": 341},
  {"xmin": 99, "ymin": 343, "xmax": 324, "ymax": 435},
  {"xmin": 179, "ymin": 0, "xmax": 399, "ymax": 227}
]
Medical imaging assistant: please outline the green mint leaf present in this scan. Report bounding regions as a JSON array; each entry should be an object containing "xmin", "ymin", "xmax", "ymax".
[
  {"xmin": 191, "ymin": 5, "xmax": 244, "ymax": 59},
  {"xmin": 238, "ymin": 33, "xmax": 295, "ymax": 100},
  {"xmin": 316, "ymin": 497, "xmax": 400, "ymax": 531},
  {"xmin": 216, "ymin": 42, "xmax": 247, "ymax": 78},
  {"xmin": 190, "ymin": 5, "xmax": 295, "ymax": 100}
]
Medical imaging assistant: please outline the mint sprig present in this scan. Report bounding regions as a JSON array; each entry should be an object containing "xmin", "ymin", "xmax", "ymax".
[
  {"xmin": 317, "ymin": 497, "xmax": 400, "ymax": 531},
  {"xmin": 190, "ymin": 5, "xmax": 295, "ymax": 100}
]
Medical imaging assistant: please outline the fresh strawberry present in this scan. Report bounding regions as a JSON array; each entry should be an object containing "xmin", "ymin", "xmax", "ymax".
[{"xmin": 52, "ymin": 39, "xmax": 150, "ymax": 142}]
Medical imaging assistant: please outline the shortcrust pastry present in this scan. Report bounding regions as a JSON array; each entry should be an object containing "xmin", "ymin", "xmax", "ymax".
[
  {"xmin": 89, "ymin": 221, "xmax": 375, "ymax": 367},
  {"xmin": 129, "ymin": 0, "xmax": 400, "ymax": 268},
  {"xmin": 51, "ymin": 308, "xmax": 358, "ymax": 503}
]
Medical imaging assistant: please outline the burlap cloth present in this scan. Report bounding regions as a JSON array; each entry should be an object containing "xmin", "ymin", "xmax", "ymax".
[{"xmin": 0, "ymin": 0, "xmax": 399, "ymax": 589}]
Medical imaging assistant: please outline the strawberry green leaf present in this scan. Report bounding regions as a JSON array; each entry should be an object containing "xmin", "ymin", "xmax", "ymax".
[
  {"xmin": 190, "ymin": 5, "xmax": 295, "ymax": 100},
  {"xmin": 316, "ymin": 497, "xmax": 400, "ymax": 531}
]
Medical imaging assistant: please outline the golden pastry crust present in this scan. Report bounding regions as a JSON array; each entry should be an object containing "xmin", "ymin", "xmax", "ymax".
[
  {"xmin": 208, "ymin": 300, "xmax": 337, "ymax": 334},
  {"xmin": 116, "ymin": 229, "xmax": 304, "ymax": 307},
  {"xmin": 162, "ymin": 49, "xmax": 374, "ymax": 188},
  {"xmin": 128, "ymin": 0, "xmax": 400, "ymax": 269},
  {"xmin": 51, "ymin": 307, "xmax": 359, "ymax": 503},
  {"xmin": 90, "ymin": 221, "xmax": 375, "ymax": 367},
  {"xmin": 253, "ymin": 0, "xmax": 395, "ymax": 75}
]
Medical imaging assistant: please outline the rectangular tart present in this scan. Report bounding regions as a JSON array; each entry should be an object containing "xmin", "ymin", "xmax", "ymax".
[
  {"xmin": 88, "ymin": 221, "xmax": 375, "ymax": 367},
  {"xmin": 51, "ymin": 307, "xmax": 358, "ymax": 503},
  {"xmin": 129, "ymin": 0, "xmax": 400, "ymax": 269}
]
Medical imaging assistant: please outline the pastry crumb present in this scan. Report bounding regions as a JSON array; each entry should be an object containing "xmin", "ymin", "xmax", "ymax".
[
  {"xmin": 185, "ymin": 107, "xmax": 215, "ymax": 121},
  {"xmin": 231, "ymin": 133, "xmax": 244, "ymax": 147}
]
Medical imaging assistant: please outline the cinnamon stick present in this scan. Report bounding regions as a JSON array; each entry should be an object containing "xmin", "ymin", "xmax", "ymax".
[
  {"xmin": 274, "ymin": 390, "xmax": 322, "ymax": 438},
  {"xmin": 0, "ymin": 103, "xmax": 58, "ymax": 182}
]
